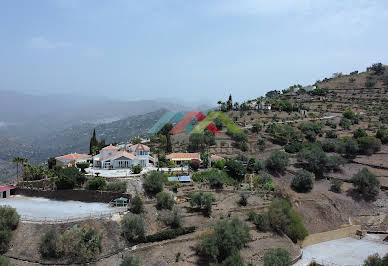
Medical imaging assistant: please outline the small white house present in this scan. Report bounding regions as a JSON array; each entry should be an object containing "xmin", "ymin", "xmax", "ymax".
[
  {"xmin": 258, "ymin": 101, "xmax": 271, "ymax": 110},
  {"xmin": 93, "ymin": 144, "xmax": 151, "ymax": 169}
]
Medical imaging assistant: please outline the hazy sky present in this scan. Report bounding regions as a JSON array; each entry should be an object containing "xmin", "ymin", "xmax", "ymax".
[{"xmin": 1, "ymin": 0, "xmax": 388, "ymax": 103}]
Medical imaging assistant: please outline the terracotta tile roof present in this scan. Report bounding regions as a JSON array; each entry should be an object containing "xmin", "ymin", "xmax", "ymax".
[
  {"xmin": 210, "ymin": 154, "xmax": 223, "ymax": 160},
  {"xmin": 128, "ymin": 143, "xmax": 150, "ymax": 152},
  {"xmin": 102, "ymin": 145, "xmax": 119, "ymax": 150},
  {"xmin": 166, "ymin": 153, "xmax": 200, "ymax": 160},
  {"xmin": 56, "ymin": 153, "xmax": 90, "ymax": 161},
  {"xmin": 104, "ymin": 151, "xmax": 136, "ymax": 161}
]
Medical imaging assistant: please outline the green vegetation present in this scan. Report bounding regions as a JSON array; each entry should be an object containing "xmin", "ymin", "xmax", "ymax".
[
  {"xmin": 0, "ymin": 206, "xmax": 19, "ymax": 254},
  {"xmin": 326, "ymin": 130, "xmax": 337, "ymax": 139},
  {"xmin": 163, "ymin": 207, "xmax": 182, "ymax": 229},
  {"xmin": 225, "ymin": 159, "xmax": 246, "ymax": 181},
  {"xmin": 250, "ymin": 198, "xmax": 308, "ymax": 242},
  {"xmin": 76, "ymin": 162, "xmax": 89, "ymax": 173},
  {"xmin": 330, "ymin": 179, "xmax": 343, "ymax": 193},
  {"xmin": 353, "ymin": 128, "xmax": 368, "ymax": 139},
  {"xmin": 144, "ymin": 226, "xmax": 195, "ymax": 243},
  {"xmin": 238, "ymin": 193, "xmax": 249, "ymax": 206},
  {"xmin": 121, "ymin": 215, "xmax": 145, "ymax": 243},
  {"xmin": 131, "ymin": 164, "xmax": 142, "ymax": 174},
  {"xmin": 263, "ymin": 248, "xmax": 291, "ymax": 266},
  {"xmin": 265, "ymin": 150, "xmax": 289, "ymax": 174},
  {"xmin": 130, "ymin": 195, "xmax": 143, "ymax": 214},
  {"xmin": 363, "ymin": 253, "xmax": 388, "ymax": 266},
  {"xmin": 199, "ymin": 217, "xmax": 250, "ymax": 264},
  {"xmin": 55, "ymin": 166, "xmax": 86, "ymax": 189},
  {"xmin": 40, "ymin": 224, "xmax": 102, "ymax": 263},
  {"xmin": 120, "ymin": 255, "xmax": 141, "ymax": 266},
  {"xmin": 253, "ymin": 172, "xmax": 275, "ymax": 192},
  {"xmin": 143, "ymin": 171, "xmax": 164, "ymax": 196},
  {"xmin": 0, "ymin": 255, "xmax": 10, "ymax": 266},
  {"xmin": 189, "ymin": 159, "xmax": 200, "ymax": 171},
  {"xmin": 266, "ymin": 124, "xmax": 303, "ymax": 146},
  {"xmin": 86, "ymin": 176, "xmax": 106, "ymax": 190},
  {"xmin": 188, "ymin": 131, "xmax": 215, "ymax": 152},
  {"xmin": 189, "ymin": 192, "xmax": 215, "ymax": 217},
  {"xmin": 376, "ymin": 128, "xmax": 388, "ymax": 144},
  {"xmin": 89, "ymin": 129, "xmax": 106, "ymax": 155},
  {"xmin": 291, "ymin": 169, "xmax": 313, "ymax": 193},
  {"xmin": 351, "ymin": 168, "xmax": 380, "ymax": 199},
  {"xmin": 156, "ymin": 191, "xmax": 175, "ymax": 210},
  {"xmin": 105, "ymin": 181, "xmax": 127, "ymax": 193},
  {"xmin": 357, "ymin": 136, "xmax": 381, "ymax": 156}
]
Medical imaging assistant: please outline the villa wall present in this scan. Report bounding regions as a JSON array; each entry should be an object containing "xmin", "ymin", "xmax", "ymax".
[{"xmin": 14, "ymin": 188, "xmax": 130, "ymax": 203}]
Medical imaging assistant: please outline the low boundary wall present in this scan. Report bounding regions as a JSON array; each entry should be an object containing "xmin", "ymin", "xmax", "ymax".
[
  {"xmin": 301, "ymin": 225, "xmax": 361, "ymax": 248},
  {"xmin": 14, "ymin": 188, "xmax": 130, "ymax": 203}
]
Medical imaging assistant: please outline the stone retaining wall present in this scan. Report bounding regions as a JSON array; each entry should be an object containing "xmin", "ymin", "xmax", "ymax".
[
  {"xmin": 301, "ymin": 225, "xmax": 361, "ymax": 248},
  {"xmin": 14, "ymin": 188, "xmax": 130, "ymax": 203}
]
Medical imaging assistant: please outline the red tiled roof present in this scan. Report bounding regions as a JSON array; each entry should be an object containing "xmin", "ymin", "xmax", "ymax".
[
  {"xmin": 128, "ymin": 143, "xmax": 150, "ymax": 152},
  {"xmin": 210, "ymin": 154, "xmax": 223, "ymax": 160},
  {"xmin": 166, "ymin": 153, "xmax": 200, "ymax": 160},
  {"xmin": 55, "ymin": 153, "xmax": 90, "ymax": 160},
  {"xmin": 0, "ymin": 185, "xmax": 15, "ymax": 193},
  {"xmin": 102, "ymin": 145, "xmax": 119, "ymax": 150}
]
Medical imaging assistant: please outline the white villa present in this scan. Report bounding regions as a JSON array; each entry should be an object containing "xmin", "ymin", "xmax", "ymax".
[{"xmin": 93, "ymin": 144, "xmax": 151, "ymax": 169}]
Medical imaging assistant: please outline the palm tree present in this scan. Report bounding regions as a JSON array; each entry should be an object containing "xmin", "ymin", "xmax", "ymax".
[
  {"xmin": 12, "ymin": 157, "xmax": 28, "ymax": 183},
  {"xmin": 217, "ymin": 101, "xmax": 222, "ymax": 111}
]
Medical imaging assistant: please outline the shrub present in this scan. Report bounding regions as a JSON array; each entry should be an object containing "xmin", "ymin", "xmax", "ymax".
[
  {"xmin": 76, "ymin": 162, "xmax": 90, "ymax": 173},
  {"xmin": 121, "ymin": 215, "xmax": 145, "ymax": 243},
  {"xmin": 330, "ymin": 179, "xmax": 343, "ymax": 193},
  {"xmin": 326, "ymin": 155, "xmax": 345, "ymax": 172},
  {"xmin": 164, "ymin": 207, "xmax": 182, "ymax": 229},
  {"xmin": 251, "ymin": 123, "xmax": 262, "ymax": 133},
  {"xmin": 285, "ymin": 141, "xmax": 303, "ymax": 153},
  {"xmin": 351, "ymin": 168, "xmax": 380, "ymax": 199},
  {"xmin": 200, "ymin": 217, "xmax": 250, "ymax": 263},
  {"xmin": 0, "ymin": 206, "xmax": 19, "ymax": 254},
  {"xmin": 326, "ymin": 130, "xmax": 337, "ymax": 139},
  {"xmin": 144, "ymin": 226, "xmax": 195, "ymax": 243},
  {"xmin": 0, "ymin": 255, "xmax": 10, "ymax": 265},
  {"xmin": 105, "ymin": 181, "xmax": 127, "ymax": 193},
  {"xmin": 225, "ymin": 159, "xmax": 246, "ymax": 181},
  {"xmin": 339, "ymin": 118, "xmax": 352, "ymax": 129},
  {"xmin": 254, "ymin": 160, "xmax": 266, "ymax": 173},
  {"xmin": 267, "ymin": 198, "xmax": 308, "ymax": 242},
  {"xmin": 337, "ymin": 137, "xmax": 359, "ymax": 158},
  {"xmin": 130, "ymin": 195, "xmax": 143, "ymax": 214},
  {"xmin": 86, "ymin": 177, "xmax": 106, "ymax": 190},
  {"xmin": 357, "ymin": 136, "xmax": 381, "ymax": 156},
  {"xmin": 0, "ymin": 230, "xmax": 12, "ymax": 254},
  {"xmin": 263, "ymin": 248, "xmax": 291, "ymax": 266},
  {"xmin": 291, "ymin": 170, "xmax": 313, "ymax": 193},
  {"xmin": 362, "ymin": 253, "xmax": 387, "ymax": 266},
  {"xmin": 39, "ymin": 229, "xmax": 59, "ymax": 258},
  {"xmin": 56, "ymin": 224, "xmax": 102, "ymax": 262},
  {"xmin": 189, "ymin": 192, "xmax": 215, "ymax": 217},
  {"xmin": 156, "ymin": 192, "xmax": 175, "ymax": 210},
  {"xmin": 321, "ymin": 139, "xmax": 337, "ymax": 152},
  {"xmin": 297, "ymin": 146, "xmax": 327, "ymax": 178},
  {"xmin": 131, "ymin": 164, "xmax": 142, "ymax": 174},
  {"xmin": 376, "ymin": 128, "xmax": 388, "ymax": 144},
  {"xmin": 57, "ymin": 166, "xmax": 86, "ymax": 189},
  {"xmin": 213, "ymin": 159, "xmax": 225, "ymax": 170},
  {"xmin": 120, "ymin": 255, "xmax": 141, "ymax": 266},
  {"xmin": 143, "ymin": 171, "xmax": 164, "ymax": 196},
  {"xmin": 251, "ymin": 212, "xmax": 270, "ymax": 232},
  {"xmin": 265, "ymin": 150, "xmax": 289, "ymax": 173},
  {"xmin": 238, "ymin": 193, "xmax": 249, "ymax": 206},
  {"xmin": 353, "ymin": 128, "xmax": 368, "ymax": 139},
  {"xmin": 189, "ymin": 159, "xmax": 200, "ymax": 171},
  {"xmin": 0, "ymin": 206, "xmax": 20, "ymax": 230},
  {"xmin": 221, "ymin": 253, "xmax": 244, "ymax": 266}
]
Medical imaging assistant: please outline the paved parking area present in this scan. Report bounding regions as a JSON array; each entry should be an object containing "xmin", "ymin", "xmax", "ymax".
[{"xmin": 295, "ymin": 235, "xmax": 388, "ymax": 266}]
